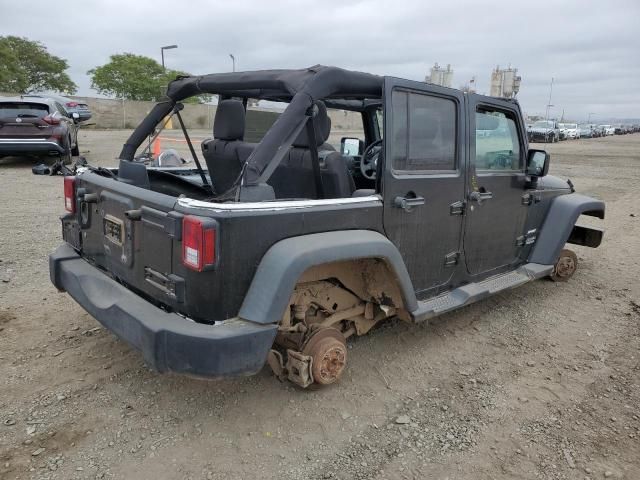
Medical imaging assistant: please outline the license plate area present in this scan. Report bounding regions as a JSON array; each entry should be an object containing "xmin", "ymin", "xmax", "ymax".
[
  {"xmin": 104, "ymin": 215, "xmax": 124, "ymax": 246},
  {"xmin": 99, "ymin": 190, "xmax": 134, "ymax": 268}
]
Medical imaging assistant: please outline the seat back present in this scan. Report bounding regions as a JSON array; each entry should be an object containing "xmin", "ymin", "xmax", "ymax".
[
  {"xmin": 201, "ymin": 100, "xmax": 254, "ymax": 195},
  {"xmin": 268, "ymin": 102, "xmax": 354, "ymax": 199},
  {"xmin": 322, "ymin": 152, "xmax": 356, "ymax": 198}
]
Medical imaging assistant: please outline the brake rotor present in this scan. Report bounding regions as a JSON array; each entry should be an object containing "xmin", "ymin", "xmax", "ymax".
[
  {"xmin": 302, "ymin": 328, "xmax": 347, "ymax": 385},
  {"xmin": 550, "ymin": 248, "xmax": 578, "ymax": 282}
]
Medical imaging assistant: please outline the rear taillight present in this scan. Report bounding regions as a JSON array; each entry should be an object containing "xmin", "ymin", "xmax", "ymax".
[
  {"xmin": 182, "ymin": 216, "xmax": 216, "ymax": 271},
  {"xmin": 65, "ymin": 101, "xmax": 78, "ymax": 108},
  {"xmin": 43, "ymin": 115, "xmax": 61, "ymax": 125},
  {"xmin": 64, "ymin": 176, "xmax": 76, "ymax": 213}
]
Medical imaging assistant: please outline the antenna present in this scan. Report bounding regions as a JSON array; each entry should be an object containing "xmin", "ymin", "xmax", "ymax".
[{"xmin": 545, "ymin": 77, "xmax": 554, "ymax": 121}]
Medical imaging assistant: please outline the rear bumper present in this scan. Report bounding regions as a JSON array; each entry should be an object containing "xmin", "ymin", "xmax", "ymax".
[
  {"xmin": 0, "ymin": 138, "xmax": 64, "ymax": 156},
  {"xmin": 49, "ymin": 244, "xmax": 277, "ymax": 377}
]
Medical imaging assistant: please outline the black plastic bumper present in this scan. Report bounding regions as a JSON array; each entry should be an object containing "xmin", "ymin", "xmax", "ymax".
[
  {"xmin": 49, "ymin": 244, "xmax": 277, "ymax": 377},
  {"xmin": 0, "ymin": 140, "xmax": 65, "ymax": 156}
]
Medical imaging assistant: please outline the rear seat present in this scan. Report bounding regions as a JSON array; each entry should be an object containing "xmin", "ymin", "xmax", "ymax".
[
  {"xmin": 203, "ymin": 99, "xmax": 354, "ymax": 199},
  {"xmin": 201, "ymin": 100, "xmax": 255, "ymax": 195},
  {"xmin": 268, "ymin": 102, "xmax": 355, "ymax": 199}
]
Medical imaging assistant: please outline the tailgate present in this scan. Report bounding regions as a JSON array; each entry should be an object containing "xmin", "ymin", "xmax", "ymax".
[
  {"xmin": 0, "ymin": 117, "xmax": 53, "ymax": 139},
  {"xmin": 65, "ymin": 171, "xmax": 187, "ymax": 311}
]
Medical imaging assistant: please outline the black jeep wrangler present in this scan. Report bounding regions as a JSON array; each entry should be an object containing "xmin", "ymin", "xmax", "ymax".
[{"xmin": 49, "ymin": 66, "xmax": 604, "ymax": 388}]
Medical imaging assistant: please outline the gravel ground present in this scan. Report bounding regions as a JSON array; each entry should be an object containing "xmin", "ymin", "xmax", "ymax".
[{"xmin": 0, "ymin": 131, "xmax": 639, "ymax": 480}]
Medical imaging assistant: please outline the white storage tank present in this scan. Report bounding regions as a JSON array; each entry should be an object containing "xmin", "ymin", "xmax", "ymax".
[
  {"xmin": 489, "ymin": 65, "xmax": 521, "ymax": 98},
  {"xmin": 426, "ymin": 62, "xmax": 453, "ymax": 87}
]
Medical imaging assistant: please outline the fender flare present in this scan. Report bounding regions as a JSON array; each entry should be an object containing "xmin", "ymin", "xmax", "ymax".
[
  {"xmin": 238, "ymin": 230, "xmax": 417, "ymax": 325},
  {"xmin": 528, "ymin": 193, "xmax": 605, "ymax": 265}
]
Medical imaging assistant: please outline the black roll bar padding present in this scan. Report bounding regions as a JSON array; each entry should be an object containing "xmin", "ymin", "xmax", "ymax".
[
  {"xmin": 305, "ymin": 109, "xmax": 324, "ymax": 199},
  {"xmin": 119, "ymin": 67, "xmax": 383, "ymax": 181},
  {"xmin": 174, "ymin": 108, "xmax": 213, "ymax": 194},
  {"xmin": 250, "ymin": 93, "xmax": 311, "ymax": 186},
  {"xmin": 119, "ymin": 100, "xmax": 175, "ymax": 161}
]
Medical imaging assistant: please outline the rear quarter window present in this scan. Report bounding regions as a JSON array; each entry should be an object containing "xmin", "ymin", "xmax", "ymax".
[
  {"xmin": 0, "ymin": 102, "xmax": 49, "ymax": 118},
  {"xmin": 391, "ymin": 90, "xmax": 457, "ymax": 172}
]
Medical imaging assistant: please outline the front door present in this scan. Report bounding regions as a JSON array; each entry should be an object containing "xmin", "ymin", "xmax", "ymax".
[
  {"xmin": 463, "ymin": 96, "xmax": 529, "ymax": 276},
  {"xmin": 382, "ymin": 78, "xmax": 466, "ymax": 297}
]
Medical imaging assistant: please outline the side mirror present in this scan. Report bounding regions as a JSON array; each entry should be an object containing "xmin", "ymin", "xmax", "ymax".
[
  {"xmin": 341, "ymin": 137, "xmax": 362, "ymax": 156},
  {"xmin": 71, "ymin": 112, "xmax": 80, "ymax": 121},
  {"xmin": 526, "ymin": 149, "xmax": 550, "ymax": 177}
]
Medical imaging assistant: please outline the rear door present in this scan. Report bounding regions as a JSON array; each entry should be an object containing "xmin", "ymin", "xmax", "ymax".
[
  {"xmin": 382, "ymin": 78, "xmax": 466, "ymax": 298},
  {"xmin": 463, "ymin": 96, "xmax": 529, "ymax": 276}
]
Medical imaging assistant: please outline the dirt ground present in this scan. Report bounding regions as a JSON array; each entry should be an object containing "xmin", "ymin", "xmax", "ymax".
[{"xmin": 0, "ymin": 131, "xmax": 639, "ymax": 480}]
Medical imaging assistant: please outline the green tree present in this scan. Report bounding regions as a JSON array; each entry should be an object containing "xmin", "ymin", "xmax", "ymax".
[
  {"xmin": 88, "ymin": 53, "xmax": 210, "ymax": 103},
  {"xmin": 88, "ymin": 53, "xmax": 165, "ymax": 101},
  {"xmin": 0, "ymin": 36, "xmax": 77, "ymax": 94}
]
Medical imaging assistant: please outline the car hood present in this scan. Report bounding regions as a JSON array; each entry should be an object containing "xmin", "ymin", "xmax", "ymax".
[
  {"xmin": 539, "ymin": 175, "xmax": 571, "ymax": 190},
  {"xmin": 530, "ymin": 127, "xmax": 554, "ymax": 134}
]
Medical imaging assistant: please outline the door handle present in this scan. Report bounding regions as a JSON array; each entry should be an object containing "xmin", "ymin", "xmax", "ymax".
[
  {"xmin": 394, "ymin": 195, "xmax": 425, "ymax": 211},
  {"xmin": 468, "ymin": 190, "xmax": 493, "ymax": 205}
]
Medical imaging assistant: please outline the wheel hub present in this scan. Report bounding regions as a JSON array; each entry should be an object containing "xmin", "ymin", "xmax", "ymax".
[
  {"xmin": 551, "ymin": 249, "xmax": 578, "ymax": 282},
  {"xmin": 302, "ymin": 328, "xmax": 347, "ymax": 385},
  {"xmin": 555, "ymin": 256, "xmax": 576, "ymax": 278}
]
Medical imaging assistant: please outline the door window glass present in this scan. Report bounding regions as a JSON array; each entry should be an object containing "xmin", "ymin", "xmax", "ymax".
[
  {"xmin": 475, "ymin": 109, "xmax": 522, "ymax": 171},
  {"xmin": 392, "ymin": 90, "xmax": 456, "ymax": 172}
]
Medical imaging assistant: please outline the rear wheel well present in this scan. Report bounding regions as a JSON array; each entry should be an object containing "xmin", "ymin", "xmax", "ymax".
[
  {"xmin": 274, "ymin": 258, "xmax": 409, "ymax": 350},
  {"xmin": 297, "ymin": 258, "xmax": 406, "ymax": 313},
  {"xmin": 270, "ymin": 258, "xmax": 410, "ymax": 388}
]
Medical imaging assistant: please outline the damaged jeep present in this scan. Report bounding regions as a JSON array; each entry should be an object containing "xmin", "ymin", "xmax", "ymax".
[{"xmin": 49, "ymin": 66, "xmax": 605, "ymax": 388}]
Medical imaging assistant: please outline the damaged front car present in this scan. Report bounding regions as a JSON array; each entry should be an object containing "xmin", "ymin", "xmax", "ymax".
[{"xmin": 528, "ymin": 119, "xmax": 560, "ymax": 143}]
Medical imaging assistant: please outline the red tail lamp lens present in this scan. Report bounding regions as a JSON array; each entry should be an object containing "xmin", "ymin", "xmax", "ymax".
[
  {"xmin": 43, "ymin": 115, "xmax": 61, "ymax": 125},
  {"xmin": 182, "ymin": 216, "xmax": 216, "ymax": 271},
  {"xmin": 64, "ymin": 176, "xmax": 76, "ymax": 213}
]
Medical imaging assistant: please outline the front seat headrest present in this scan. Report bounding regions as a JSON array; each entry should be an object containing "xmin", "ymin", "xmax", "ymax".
[
  {"xmin": 292, "ymin": 101, "xmax": 331, "ymax": 148},
  {"xmin": 214, "ymin": 100, "xmax": 245, "ymax": 141}
]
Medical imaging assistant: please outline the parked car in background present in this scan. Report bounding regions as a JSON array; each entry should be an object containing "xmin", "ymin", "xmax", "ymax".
[
  {"xmin": 0, "ymin": 96, "xmax": 80, "ymax": 163},
  {"xmin": 23, "ymin": 94, "xmax": 92, "ymax": 122},
  {"xmin": 599, "ymin": 125, "xmax": 615, "ymax": 136},
  {"xmin": 578, "ymin": 124, "xmax": 594, "ymax": 138},
  {"xmin": 591, "ymin": 125, "xmax": 604, "ymax": 137},
  {"xmin": 559, "ymin": 123, "xmax": 580, "ymax": 139},
  {"xmin": 557, "ymin": 123, "xmax": 566, "ymax": 140},
  {"xmin": 557, "ymin": 123, "xmax": 565, "ymax": 139},
  {"xmin": 614, "ymin": 124, "xmax": 626, "ymax": 135},
  {"xmin": 528, "ymin": 119, "xmax": 560, "ymax": 143}
]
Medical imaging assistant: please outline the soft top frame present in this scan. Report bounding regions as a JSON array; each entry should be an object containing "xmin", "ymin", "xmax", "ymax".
[{"xmin": 118, "ymin": 66, "xmax": 382, "ymax": 189}]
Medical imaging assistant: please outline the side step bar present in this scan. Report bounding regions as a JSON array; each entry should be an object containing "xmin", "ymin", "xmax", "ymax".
[{"xmin": 412, "ymin": 263, "xmax": 553, "ymax": 323}]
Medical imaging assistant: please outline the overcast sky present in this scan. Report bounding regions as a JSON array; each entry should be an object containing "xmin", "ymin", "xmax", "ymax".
[{"xmin": 1, "ymin": 0, "xmax": 638, "ymax": 120}]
